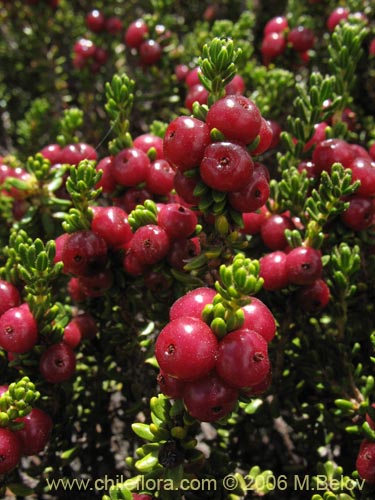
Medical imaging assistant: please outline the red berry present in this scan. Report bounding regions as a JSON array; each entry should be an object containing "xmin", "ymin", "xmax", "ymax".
[
  {"xmin": 200, "ymin": 141, "xmax": 254, "ymax": 192},
  {"xmin": 241, "ymin": 208, "xmax": 268, "ymax": 235},
  {"xmin": 206, "ymin": 95, "xmax": 262, "ymax": 146},
  {"xmin": 228, "ymin": 163, "xmax": 270, "ymax": 213},
  {"xmin": 163, "ymin": 116, "xmax": 211, "ymax": 172},
  {"xmin": 356, "ymin": 439, "xmax": 375, "ymax": 483},
  {"xmin": 303, "ymin": 122, "xmax": 329, "ymax": 153},
  {"xmin": 133, "ymin": 133, "xmax": 164, "ymax": 159},
  {"xmin": 349, "ymin": 157, "xmax": 375, "ymax": 197},
  {"xmin": 296, "ymin": 279, "xmax": 330, "ymax": 312},
  {"xmin": 175, "ymin": 63, "xmax": 189, "ymax": 82},
  {"xmin": 173, "ymin": 170, "xmax": 201, "ymax": 205},
  {"xmin": 15, "ymin": 408, "xmax": 53, "ymax": 456},
  {"xmin": 63, "ymin": 321, "xmax": 82, "ymax": 349},
  {"xmin": 95, "ymin": 156, "xmax": 117, "ymax": 193},
  {"xmin": 119, "ymin": 187, "xmax": 153, "ymax": 213},
  {"xmin": 39, "ymin": 143, "xmax": 62, "ymax": 165},
  {"xmin": 91, "ymin": 206, "xmax": 133, "ymax": 250},
  {"xmin": 0, "ymin": 280, "xmax": 21, "ymax": 316},
  {"xmin": 145, "ymin": 159, "xmax": 174, "ymax": 195},
  {"xmin": 78, "ymin": 269, "xmax": 114, "ymax": 297},
  {"xmin": 285, "ymin": 246, "xmax": 323, "ymax": 286},
  {"xmin": 0, "ymin": 428, "xmax": 21, "ymax": 474},
  {"xmin": 242, "ymin": 297, "xmax": 276, "ymax": 342},
  {"xmin": 287, "ymin": 26, "xmax": 315, "ymax": 52},
  {"xmin": 61, "ymin": 230, "xmax": 108, "ymax": 277},
  {"xmin": 60, "ymin": 143, "xmax": 97, "ymax": 165},
  {"xmin": 241, "ymin": 368, "xmax": 272, "ymax": 397},
  {"xmin": 158, "ymin": 203, "xmax": 197, "ymax": 240},
  {"xmin": 183, "ymin": 371, "xmax": 238, "ymax": 422},
  {"xmin": 112, "ymin": 147, "xmax": 150, "ymax": 187},
  {"xmin": 130, "ymin": 225, "xmax": 170, "ymax": 265},
  {"xmin": 261, "ymin": 32, "xmax": 286, "ymax": 64},
  {"xmin": 259, "ymin": 251, "xmax": 289, "ymax": 291},
  {"xmin": 341, "ymin": 196, "xmax": 375, "ymax": 231},
  {"xmin": 169, "ymin": 287, "xmax": 216, "ymax": 321},
  {"xmin": 312, "ymin": 138, "xmax": 355, "ymax": 175},
  {"xmin": 155, "ymin": 317, "xmax": 218, "ymax": 381},
  {"xmin": 73, "ymin": 38, "xmax": 96, "ymax": 58},
  {"xmin": 72, "ymin": 313, "xmax": 97, "ymax": 340},
  {"xmin": 225, "ymin": 74, "xmax": 245, "ymax": 95},
  {"xmin": 67, "ymin": 277, "xmax": 86, "ymax": 303},
  {"xmin": 185, "ymin": 67, "xmax": 201, "ymax": 87},
  {"xmin": 216, "ymin": 328, "xmax": 270, "ymax": 388},
  {"xmin": 139, "ymin": 40, "xmax": 162, "ymax": 65},
  {"xmin": 184, "ymin": 84, "xmax": 209, "ymax": 112},
  {"xmin": 0, "ymin": 304, "xmax": 38, "ymax": 353},
  {"xmin": 166, "ymin": 237, "xmax": 201, "ymax": 269},
  {"xmin": 39, "ymin": 342, "xmax": 76, "ymax": 383},
  {"xmin": 250, "ymin": 118, "xmax": 273, "ymax": 156},
  {"xmin": 260, "ymin": 213, "xmax": 294, "ymax": 251},
  {"xmin": 124, "ymin": 19, "xmax": 149, "ymax": 49},
  {"xmin": 157, "ymin": 370, "xmax": 185, "ymax": 399},
  {"xmin": 86, "ymin": 9, "xmax": 105, "ymax": 33},
  {"xmin": 327, "ymin": 7, "xmax": 349, "ymax": 32},
  {"xmin": 264, "ymin": 16, "xmax": 288, "ymax": 36},
  {"xmin": 105, "ymin": 16, "xmax": 122, "ymax": 35}
]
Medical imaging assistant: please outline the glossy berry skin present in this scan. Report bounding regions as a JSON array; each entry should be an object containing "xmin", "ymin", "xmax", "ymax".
[
  {"xmin": 71, "ymin": 313, "xmax": 97, "ymax": 340},
  {"xmin": 327, "ymin": 7, "xmax": 349, "ymax": 32},
  {"xmin": 356, "ymin": 440, "xmax": 375, "ymax": 483},
  {"xmin": 0, "ymin": 428, "xmax": 21, "ymax": 474},
  {"xmin": 105, "ymin": 16, "xmax": 123, "ymax": 35},
  {"xmin": 133, "ymin": 133, "xmax": 164, "ymax": 159},
  {"xmin": 124, "ymin": 19, "xmax": 149, "ymax": 49},
  {"xmin": 261, "ymin": 32, "xmax": 286, "ymax": 64},
  {"xmin": 259, "ymin": 251, "xmax": 289, "ymax": 291},
  {"xmin": 0, "ymin": 280, "xmax": 21, "ymax": 316},
  {"xmin": 260, "ymin": 213, "xmax": 294, "ymax": 251},
  {"xmin": 241, "ymin": 208, "xmax": 268, "ymax": 235},
  {"xmin": 91, "ymin": 206, "xmax": 133, "ymax": 250},
  {"xmin": 225, "ymin": 74, "xmax": 245, "ymax": 95},
  {"xmin": 157, "ymin": 203, "xmax": 197, "ymax": 240},
  {"xmin": 86, "ymin": 9, "xmax": 105, "ymax": 33},
  {"xmin": 60, "ymin": 143, "xmax": 97, "ymax": 165},
  {"xmin": 78, "ymin": 269, "xmax": 114, "ymax": 298},
  {"xmin": 157, "ymin": 370, "xmax": 185, "ymax": 399},
  {"xmin": 341, "ymin": 196, "xmax": 375, "ymax": 231},
  {"xmin": 63, "ymin": 320, "xmax": 82, "ymax": 349},
  {"xmin": 216, "ymin": 328, "xmax": 270, "ymax": 389},
  {"xmin": 200, "ymin": 142, "xmax": 254, "ymax": 192},
  {"xmin": 349, "ymin": 158, "xmax": 375, "ymax": 197},
  {"xmin": 155, "ymin": 317, "xmax": 218, "ymax": 382},
  {"xmin": 39, "ymin": 342, "xmax": 76, "ymax": 383},
  {"xmin": 312, "ymin": 138, "xmax": 354, "ymax": 175},
  {"xmin": 184, "ymin": 84, "xmax": 209, "ymax": 112},
  {"xmin": 15, "ymin": 408, "xmax": 53, "ymax": 456},
  {"xmin": 112, "ymin": 147, "xmax": 150, "ymax": 187},
  {"xmin": 166, "ymin": 237, "xmax": 201, "ymax": 270},
  {"xmin": 39, "ymin": 143, "xmax": 62, "ymax": 165},
  {"xmin": 0, "ymin": 305, "xmax": 38, "ymax": 353},
  {"xmin": 173, "ymin": 170, "xmax": 201, "ymax": 205},
  {"xmin": 73, "ymin": 38, "xmax": 96, "ymax": 58},
  {"xmin": 228, "ymin": 163, "xmax": 270, "ymax": 213},
  {"xmin": 163, "ymin": 116, "xmax": 211, "ymax": 171},
  {"xmin": 264, "ymin": 16, "xmax": 288, "ymax": 36},
  {"xmin": 183, "ymin": 371, "xmax": 238, "ymax": 422},
  {"xmin": 119, "ymin": 187, "xmax": 152, "ymax": 213},
  {"xmin": 95, "ymin": 156, "xmax": 117, "ymax": 194},
  {"xmin": 145, "ymin": 159, "xmax": 174, "ymax": 195},
  {"xmin": 287, "ymin": 26, "xmax": 315, "ymax": 52},
  {"xmin": 251, "ymin": 118, "xmax": 273, "ymax": 156},
  {"xmin": 206, "ymin": 95, "xmax": 261, "ymax": 146},
  {"xmin": 130, "ymin": 225, "xmax": 170, "ymax": 265},
  {"xmin": 185, "ymin": 67, "xmax": 201, "ymax": 87},
  {"xmin": 242, "ymin": 297, "xmax": 276, "ymax": 342},
  {"xmin": 139, "ymin": 40, "xmax": 162, "ymax": 65},
  {"xmin": 296, "ymin": 279, "xmax": 330, "ymax": 312},
  {"xmin": 169, "ymin": 287, "xmax": 216, "ymax": 321},
  {"xmin": 61, "ymin": 230, "xmax": 108, "ymax": 277},
  {"xmin": 286, "ymin": 246, "xmax": 323, "ymax": 286}
]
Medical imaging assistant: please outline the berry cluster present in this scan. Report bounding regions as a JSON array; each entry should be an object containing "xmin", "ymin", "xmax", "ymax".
[
  {"xmin": 156, "ymin": 285, "xmax": 275, "ymax": 423},
  {"xmin": 124, "ymin": 18, "xmax": 171, "ymax": 66}
]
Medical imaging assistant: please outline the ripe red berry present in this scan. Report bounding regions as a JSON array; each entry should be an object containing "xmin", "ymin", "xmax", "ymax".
[
  {"xmin": 287, "ymin": 26, "xmax": 315, "ymax": 52},
  {"xmin": 133, "ymin": 133, "xmax": 164, "ymax": 159},
  {"xmin": 206, "ymin": 95, "xmax": 262, "ymax": 146},
  {"xmin": 259, "ymin": 251, "xmax": 289, "ymax": 291},
  {"xmin": 130, "ymin": 225, "xmax": 170, "ymax": 265},
  {"xmin": 169, "ymin": 287, "xmax": 216, "ymax": 321},
  {"xmin": 216, "ymin": 329, "xmax": 270, "ymax": 388},
  {"xmin": 185, "ymin": 67, "xmax": 201, "ymax": 87},
  {"xmin": 61, "ymin": 230, "xmax": 108, "ymax": 277},
  {"xmin": 327, "ymin": 7, "xmax": 349, "ymax": 32},
  {"xmin": 312, "ymin": 138, "xmax": 355, "ymax": 175},
  {"xmin": 63, "ymin": 320, "xmax": 82, "ymax": 349},
  {"xmin": 105, "ymin": 16, "xmax": 123, "ymax": 35},
  {"xmin": 39, "ymin": 342, "xmax": 76, "ymax": 383},
  {"xmin": 112, "ymin": 147, "xmax": 150, "ymax": 187},
  {"xmin": 242, "ymin": 297, "xmax": 277, "ymax": 342},
  {"xmin": 95, "ymin": 156, "xmax": 117, "ymax": 194},
  {"xmin": 250, "ymin": 118, "xmax": 273, "ymax": 156},
  {"xmin": 86, "ymin": 9, "xmax": 105, "ymax": 33},
  {"xmin": 228, "ymin": 163, "xmax": 270, "ymax": 213},
  {"xmin": 264, "ymin": 16, "xmax": 288, "ymax": 36},
  {"xmin": 261, "ymin": 32, "xmax": 286, "ymax": 64},
  {"xmin": 157, "ymin": 370, "xmax": 185, "ymax": 399},
  {"xmin": 60, "ymin": 143, "xmax": 97, "ymax": 165},
  {"xmin": 183, "ymin": 371, "xmax": 238, "ymax": 422},
  {"xmin": 341, "ymin": 196, "xmax": 375, "ymax": 231},
  {"xmin": 15, "ymin": 408, "xmax": 53, "ymax": 456},
  {"xmin": 119, "ymin": 187, "xmax": 153, "ymax": 213},
  {"xmin": 139, "ymin": 40, "xmax": 162, "ymax": 65},
  {"xmin": 0, "ymin": 280, "xmax": 21, "ymax": 316},
  {"xmin": 163, "ymin": 116, "xmax": 211, "ymax": 171},
  {"xmin": 184, "ymin": 84, "xmax": 209, "ymax": 112},
  {"xmin": 173, "ymin": 170, "xmax": 201, "ymax": 205},
  {"xmin": 166, "ymin": 237, "xmax": 201, "ymax": 270},
  {"xmin": 285, "ymin": 246, "xmax": 323, "ymax": 286},
  {"xmin": 145, "ymin": 159, "xmax": 174, "ymax": 195},
  {"xmin": 0, "ymin": 304, "xmax": 38, "ymax": 353},
  {"xmin": 225, "ymin": 74, "xmax": 245, "ymax": 95},
  {"xmin": 349, "ymin": 157, "xmax": 375, "ymax": 197},
  {"xmin": 356, "ymin": 439, "xmax": 375, "ymax": 483},
  {"xmin": 78, "ymin": 269, "xmax": 114, "ymax": 297},
  {"xmin": 39, "ymin": 143, "xmax": 62, "ymax": 165},
  {"xmin": 157, "ymin": 203, "xmax": 197, "ymax": 240},
  {"xmin": 296, "ymin": 279, "xmax": 330, "ymax": 312},
  {"xmin": 260, "ymin": 213, "xmax": 294, "ymax": 251},
  {"xmin": 124, "ymin": 19, "xmax": 149, "ymax": 49},
  {"xmin": 155, "ymin": 316, "xmax": 218, "ymax": 381},
  {"xmin": 73, "ymin": 38, "xmax": 96, "ymax": 58},
  {"xmin": 91, "ymin": 206, "xmax": 133, "ymax": 250},
  {"xmin": 0, "ymin": 428, "xmax": 21, "ymax": 474},
  {"xmin": 200, "ymin": 141, "xmax": 254, "ymax": 192}
]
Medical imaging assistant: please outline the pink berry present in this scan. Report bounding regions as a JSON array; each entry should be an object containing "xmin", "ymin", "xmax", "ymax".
[
  {"xmin": 124, "ymin": 19, "xmax": 149, "ymax": 49},
  {"xmin": 0, "ymin": 304, "xmax": 38, "ymax": 353},
  {"xmin": 259, "ymin": 251, "xmax": 289, "ymax": 291},
  {"xmin": 133, "ymin": 133, "xmax": 164, "ymax": 159},
  {"xmin": 264, "ymin": 16, "xmax": 288, "ymax": 36},
  {"xmin": 242, "ymin": 297, "xmax": 276, "ymax": 342},
  {"xmin": 169, "ymin": 287, "xmax": 216, "ymax": 321}
]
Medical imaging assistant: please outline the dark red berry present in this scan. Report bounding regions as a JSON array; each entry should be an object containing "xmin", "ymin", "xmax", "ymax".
[
  {"xmin": 155, "ymin": 316, "xmax": 218, "ymax": 381},
  {"xmin": 145, "ymin": 159, "xmax": 174, "ymax": 195},
  {"xmin": 67, "ymin": 277, "xmax": 86, "ymax": 303},
  {"xmin": 261, "ymin": 32, "xmax": 286, "ymax": 64},
  {"xmin": 259, "ymin": 251, "xmax": 289, "ymax": 291},
  {"xmin": 15, "ymin": 408, "xmax": 53, "ymax": 456},
  {"xmin": 285, "ymin": 246, "xmax": 323, "ymax": 286},
  {"xmin": 185, "ymin": 67, "xmax": 201, "ymax": 87},
  {"xmin": 312, "ymin": 138, "xmax": 355, "ymax": 175},
  {"xmin": 0, "ymin": 428, "xmax": 21, "ymax": 474},
  {"xmin": 158, "ymin": 203, "xmax": 197, "ymax": 240},
  {"xmin": 200, "ymin": 141, "xmax": 254, "ymax": 192},
  {"xmin": 39, "ymin": 143, "xmax": 62, "ymax": 165},
  {"xmin": 130, "ymin": 225, "xmax": 170, "ymax": 265},
  {"xmin": 303, "ymin": 122, "xmax": 328, "ymax": 153},
  {"xmin": 241, "ymin": 368, "xmax": 272, "ymax": 397},
  {"xmin": 166, "ymin": 237, "xmax": 201, "ymax": 269},
  {"xmin": 73, "ymin": 38, "xmax": 96, "ymax": 58},
  {"xmin": 173, "ymin": 170, "xmax": 201, "ymax": 205},
  {"xmin": 183, "ymin": 371, "xmax": 238, "ymax": 422},
  {"xmin": 250, "ymin": 118, "xmax": 273, "ymax": 156},
  {"xmin": 63, "ymin": 320, "xmax": 82, "ymax": 349},
  {"xmin": 341, "ymin": 196, "xmax": 375, "ymax": 231},
  {"xmin": 169, "ymin": 287, "xmax": 216, "ymax": 321},
  {"xmin": 124, "ymin": 19, "xmax": 149, "ymax": 49},
  {"xmin": 112, "ymin": 147, "xmax": 150, "ymax": 187},
  {"xmin": 133, "ymin": 133, "xmax": 164, "ymax": 159},
  {"xmin": 78, "ymin": 269, "xmax": 114, "ymax": 297},
  {"xmin": 296, "ymin": 279, "xmax": 330, "ymax": 312},
  {"xmin": 349, "ymin": 157, "xmax": 375, "ymax": 197},
  {"xmin": 241, "ymin": 208, "xmax": 268, "ymax": 235},
  {"xmin": 264, "ymin": 16, "xmax": 288, "ymax": 36},
  {"xmin": 0, "ymin": 280, "xmax": 21, "ymax": 316},
  {"xmin": 356, "ymin": 439, "xmax": 375, "ymax": 483},
  {"xmin": 242, "ymin": 297, "xmax": 276, "ymax": 342},
  {"xmin": 287, "ymin": 26, "xmax": 315, "ymax": 52},
  {"xmin": 61, "ymin": 230, "xmax": 108, "ymax": 277},
  {"xmin": 163, "ymin": 116, "xmax": 211, "ymax": 171},
  {"xmin": 139, "ymin": 40, "xmax": 162, "ymax": 65},
  {"xmin": 91, "ymin": 206, "xmax": 133, "ymax": 250},
  {"xmin": 60, "ymin": 143, "xmax": 97, "ymax": 165},
  {"xmin": 228, "ymin": 163, "xmax": 270, "ymax": 213},
  {"xmin": 216, "ymin": 328, "xmax": 270, "ymax": 389},
  {"xmin": 260, "ymin": 213, "xmax": 294, "ymax": 250},
  {"xmin": 225, "ymin": 74, "xmax": 245, "ymax": 95},
  {"xmin": 123, "ymin": 247, "xmax": 148, "ymax": 276},
  {"xmin": 95, "ymin": 156, "xmax": 117, "ymax": 193},
  {"xmin": 86, "ymin": 9, "xmax": 105, "ymax": 33},
  {"xmin": 327, "ymin": 7, "xmax": 349, "ymax": 32},
  {"xmin": 39, "ymin": 342, "xmax": 76, "ymax": 383},
  {"xmin": 105, "ymin": 16, "xmax": 123, "ymax": 35},
  {"xmin": 157, "ymin": 370, "xmax": 185, "ymax": 399},
  {"xmin": 72, "ymin": 313, "xmax": 97, "ymax": 340},
  {"xmin": 206, "ymin": 95, "xmax": 262, "ymax": 146},
  {"xmin": 0, "ymin": 304, "xmax": 38, "ymax": 353},
  {"xmin": 119, "ymin": 187, "xmax": 153, "ymax": 213}
]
